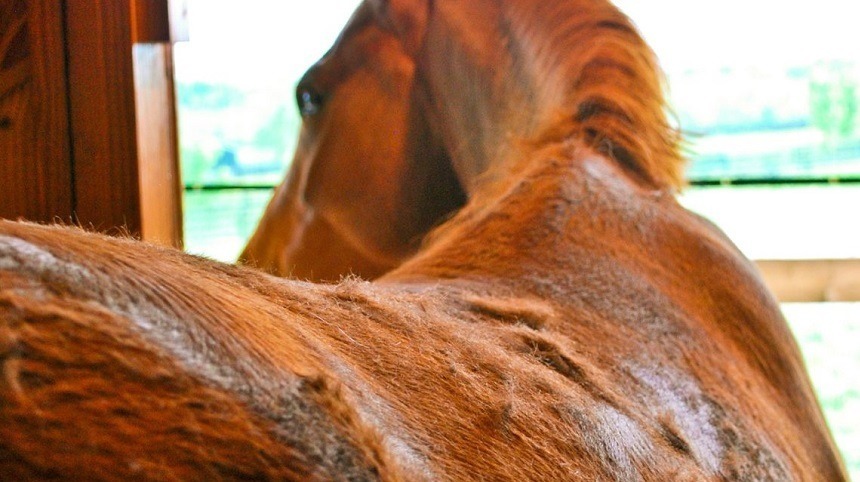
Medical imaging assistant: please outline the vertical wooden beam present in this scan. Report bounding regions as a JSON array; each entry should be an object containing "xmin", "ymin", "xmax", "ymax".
[
  {"xmin": 0, "ymin": 0, "xmax": 73, "ymax": 223},
  {"xmin": 134, "ymin": 43, "xmax": 183, "ymax": 246},
  {"xmin": 65, "ymin": 0, "xmax": 142, "ymax": 235},
  {"xmin": 132, "ymin": 0, "xmax": 184, "ymax": 246},
  {"xmin": 63, "ymin": 0, "xmax": 182, "ymax": 246}
]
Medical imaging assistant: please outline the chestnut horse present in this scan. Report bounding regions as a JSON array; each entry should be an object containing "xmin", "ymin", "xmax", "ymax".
[{"xmin": 1, "ymin": 0, "xmax": 848, "ymax": 480}]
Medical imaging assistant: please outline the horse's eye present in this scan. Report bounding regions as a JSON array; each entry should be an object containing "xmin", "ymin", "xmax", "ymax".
[{"xmin": 297, "ymin": 86, "xmax": 324, "ymax": 118}]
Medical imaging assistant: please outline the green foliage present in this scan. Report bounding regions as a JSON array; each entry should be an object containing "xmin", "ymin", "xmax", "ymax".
[
  {"xmin": 810, "ymin": 67, "xmax": 859, "ymax": 142},
  {"xmin": 178, "ymin": 82, "xmax": 246, "ymax": 110},
  {"xmin": 787, "ymin": 305, "xmax": 860, "ymax": 481},
  {"xmin": 180, "ymin": 145, "xmax": 216, "ymax": 187},
  {"xmin": 253, "ymin": 106, "xmax": 300, "ymax": 159}
]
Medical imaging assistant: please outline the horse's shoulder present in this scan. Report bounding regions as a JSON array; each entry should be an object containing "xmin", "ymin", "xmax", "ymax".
[{"xmin": 0, "ymin": 221, "xmax": 404, "ymax": 480}]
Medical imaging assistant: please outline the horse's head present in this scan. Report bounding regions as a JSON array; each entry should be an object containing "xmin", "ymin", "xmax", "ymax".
[
  {"xmin": 241, "ymin": 0, "xmax": 684, "ymax": 280},
  {"xmin": 239, "ymin": 3, "xmax": 465, "ymax": 281},
  {"xmin": 365, "ymin": 0, "xmax": 684, "ymax": 190}
]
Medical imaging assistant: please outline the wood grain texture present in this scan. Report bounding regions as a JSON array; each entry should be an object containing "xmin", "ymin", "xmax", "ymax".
[
  {"xmin": 65, "ymin": 0, "xmax": 143, "ymax": 235},
  {"xmin": 64, "ymin": 1, "xmax": 182, "ymax": 246},
  {"xmin": 0, "ymin": 0, "xmax": 73, "ymax": 223},
  {"xmin": 134, "ymin": 43, "xmax": 182, "ymax": 247}
]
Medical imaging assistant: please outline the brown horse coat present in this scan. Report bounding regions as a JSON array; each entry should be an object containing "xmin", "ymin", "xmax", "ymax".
[
  {"xmin": 0, "ymin": 155, "xmax": 846, "ymax": 480},
  {"xmin": 1, "ymin": 0, "xmax": 848, "ymax": 479}
]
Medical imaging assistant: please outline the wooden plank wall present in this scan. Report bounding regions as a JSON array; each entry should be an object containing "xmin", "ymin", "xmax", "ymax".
[
  {"xmin": 0, "ymin": 0, "xmax": 182, "ymax": 246},
  {"xmin": 65, "ymin": 1, "xmax": 144, "ymax": 235}
]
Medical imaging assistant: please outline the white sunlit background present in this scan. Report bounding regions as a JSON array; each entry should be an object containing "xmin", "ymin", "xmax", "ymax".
[{"xmin": 174, "ymin": 1, "xmax": 860, "ymax": 476}]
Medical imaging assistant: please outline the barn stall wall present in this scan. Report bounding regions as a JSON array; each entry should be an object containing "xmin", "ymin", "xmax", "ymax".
[{"xmin": 0, "ymin": 0, "xmax": 186, "ymax": 247}]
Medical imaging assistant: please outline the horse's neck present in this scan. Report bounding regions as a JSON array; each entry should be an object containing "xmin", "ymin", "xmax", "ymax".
[
  {"xmin": 390, "ymin": 142, "xmax": 823, "ymax": 420},
  {"xmin": 389, "ymin": 140, "xmax": 817, "ymax": 386},
  {"xmin": 388, "ymin": 142, "xmax": 675, "ymax": 287}
]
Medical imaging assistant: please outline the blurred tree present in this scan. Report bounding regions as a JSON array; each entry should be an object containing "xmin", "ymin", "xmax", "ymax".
[
  {"xmin": 811, "ymin": 64, "xmax": 859, "ymax": 144},
  {"xmin": 180, "ymin": 145, "xmax": 215, "ymax": 186},
  {"xmin": 253, "ymin": 106, "xmax": 299, "ymax": 160}
]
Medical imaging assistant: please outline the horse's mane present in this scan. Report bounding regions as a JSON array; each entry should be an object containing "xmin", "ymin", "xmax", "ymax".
[
  {"xmin": 400, "ymin": 0, "xmax": 687, "ymax": 269},
  {"xmin": 510, "ymin": 1, "xmax": 685, "ymax": 190}
]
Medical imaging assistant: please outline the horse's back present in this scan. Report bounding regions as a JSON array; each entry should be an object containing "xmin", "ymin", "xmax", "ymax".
[
  {"xmin": 387, "ymin": 155, "xmax": 847, "ymax": 480},
  {"xmin": 0, "ymin": 221, "xmax": 381, "ymax": 481},
  {"xmin": 0, "ymin": 268, "xmax": 316, "ymax": 481},
  {"xmin": 618, "ymin": 191, "xmax": 845, "ymax": 480},
  {"xmin": 541, "ymin": 189, "xmax": 845, "ymax": 480},
  {"xmin": 0, "ymin": 219, "xmax": 846, "ymax": 480}
]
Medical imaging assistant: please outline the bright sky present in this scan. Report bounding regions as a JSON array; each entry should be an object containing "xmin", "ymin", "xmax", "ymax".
[
  {"xmin": 174, "ymin": 0, "xmax": 361, "ymax": 84},
  {"xmin": 614, "ymin": 0, "xmax": 860, "ymax": 71},
  {"xmin": 175, "ymin": 0, "xmax": 860, "ymax": 83}
]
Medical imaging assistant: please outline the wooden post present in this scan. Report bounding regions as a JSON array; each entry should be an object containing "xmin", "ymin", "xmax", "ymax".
[
  {"xmin": 65, "ymin": 0, "xmax": 183, "ymax": 246},
  {"xmin": 133, "ymin": 43, "xmax": 183, "ymax": 246},
  {"xmin": 65, "ymin": 1, "xmax": 143, "ymax": 236}
]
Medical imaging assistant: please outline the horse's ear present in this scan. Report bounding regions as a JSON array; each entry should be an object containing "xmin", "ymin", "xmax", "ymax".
[{"xmin": 367, "ymin": 0, "xmax": 429, "ymax": 54}]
